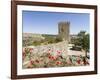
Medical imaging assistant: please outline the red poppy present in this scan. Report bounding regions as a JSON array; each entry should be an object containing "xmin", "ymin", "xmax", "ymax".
[
  {"xmin": 53, "ymin": 56, "xmax": 57, "ymax": 60},
  {"xmin": 52, "ymin": 56, "xmax": 57, "ymax": 60},
  {"xmin": 48, "ymin": 56, "xmax": 56, "ymax": 60},
  {"xmin": 56, "ymin": 61, "xmax": 62, "ymax": 65},
  {"xmin": 30, "ymin": 60, "xmax": 34, "ymax": 65},
  {"xmin": 77, "ymin": 59, "xmax": 81, "ymax": 64},
  {"xmin": 48, "ymin": 56, "xmax": 51, "ymax": 59},
  {"xmin": 57, "ymin": 50, "xmax": 61, "ymax": 55},
  {"xmin": 51, "ymin": 56, "xmax": 54, "ymax": 60}
]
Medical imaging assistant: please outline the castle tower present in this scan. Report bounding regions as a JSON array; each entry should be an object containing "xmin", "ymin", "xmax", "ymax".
[{"xmin": 58, "ymin": 21, "xmax": 70, "ymax": 41}]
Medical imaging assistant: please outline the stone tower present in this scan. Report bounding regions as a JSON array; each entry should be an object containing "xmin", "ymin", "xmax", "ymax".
[{"xmin": 58, "ymin": 21, "xmax": 70, "ymax": 41}]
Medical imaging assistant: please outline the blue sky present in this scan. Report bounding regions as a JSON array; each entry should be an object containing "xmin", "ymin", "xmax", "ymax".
[{"xmin": 22, "ymin": 10, "xmax": 90, "ymax": 35}]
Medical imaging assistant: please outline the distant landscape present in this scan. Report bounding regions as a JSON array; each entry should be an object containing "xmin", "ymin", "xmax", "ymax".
[{"xmin": 23, "ymin": 33, "xmax": 63, "ymax": 47}]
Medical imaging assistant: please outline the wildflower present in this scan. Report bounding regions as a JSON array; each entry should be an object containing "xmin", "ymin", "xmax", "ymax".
[
  {"xmin": 48, "ymin": 55, "xmax": 57, "ymax": 60},
  {"xmin": 48, "ymin": 56, "xmax": 52, "ymax": 59},
  {"xmin": 30, "ymin": 60, "xmax": 34, "ymax": 65},
  {"xmin": 51, "ymin": 56, "xmax": 55, "ymax": 60},
  {"xmin": 56, "ymin": 50, "xmax": 62, "ymax": 56},
  {"xmin": 52, "ymin": 56, "xmax": 57, "ymax": 60},
  {"xmin": 77, "ymin": 57, "xmax": 81, "ymax": 64},
  {"xmin": 56, "ymin": 61, "xmax": 62, "ymax": 65},
  {"xmin": 29, "ymin": 48, "xmax": 34, "ymax": 53},
  {"xmin": 77, "ymin": 59, "xmax": 81, "ymax": 64}
]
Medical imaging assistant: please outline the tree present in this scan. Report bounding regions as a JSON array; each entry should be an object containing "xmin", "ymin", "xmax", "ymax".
[
  {"xmin": 80, "ymin": 33, "xmax": 89, "ymax": 56},
  {"xmin": 55, "ymin": 37, "xmax": 62, "ymax": 43},
  {"xmin": 73, "ymin": 31, "xmax": 90, "ymax": 57}
]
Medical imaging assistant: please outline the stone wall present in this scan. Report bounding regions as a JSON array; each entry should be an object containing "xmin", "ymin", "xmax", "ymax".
[
  {"xmin": 58, "ymin": 21, "xmax": 70, "ymax": 41},
  {"xmin": 25, "ymin": 41, "xmax": 68, "ymax": 58}
]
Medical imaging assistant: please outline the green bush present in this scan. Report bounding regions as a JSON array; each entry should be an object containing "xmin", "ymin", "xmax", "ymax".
[
  {"xmin": 55, "ymin": 37, "xmax": 62, "ymax": 43},
  {"xmin": 32, "ymin": 41, "xmax": 41, "ymax": 46}
]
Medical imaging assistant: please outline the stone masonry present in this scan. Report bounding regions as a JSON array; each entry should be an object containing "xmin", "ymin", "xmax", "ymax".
[{"xmin": 58, "ymin": 21, "xmax": 70, "ymax": 41}]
